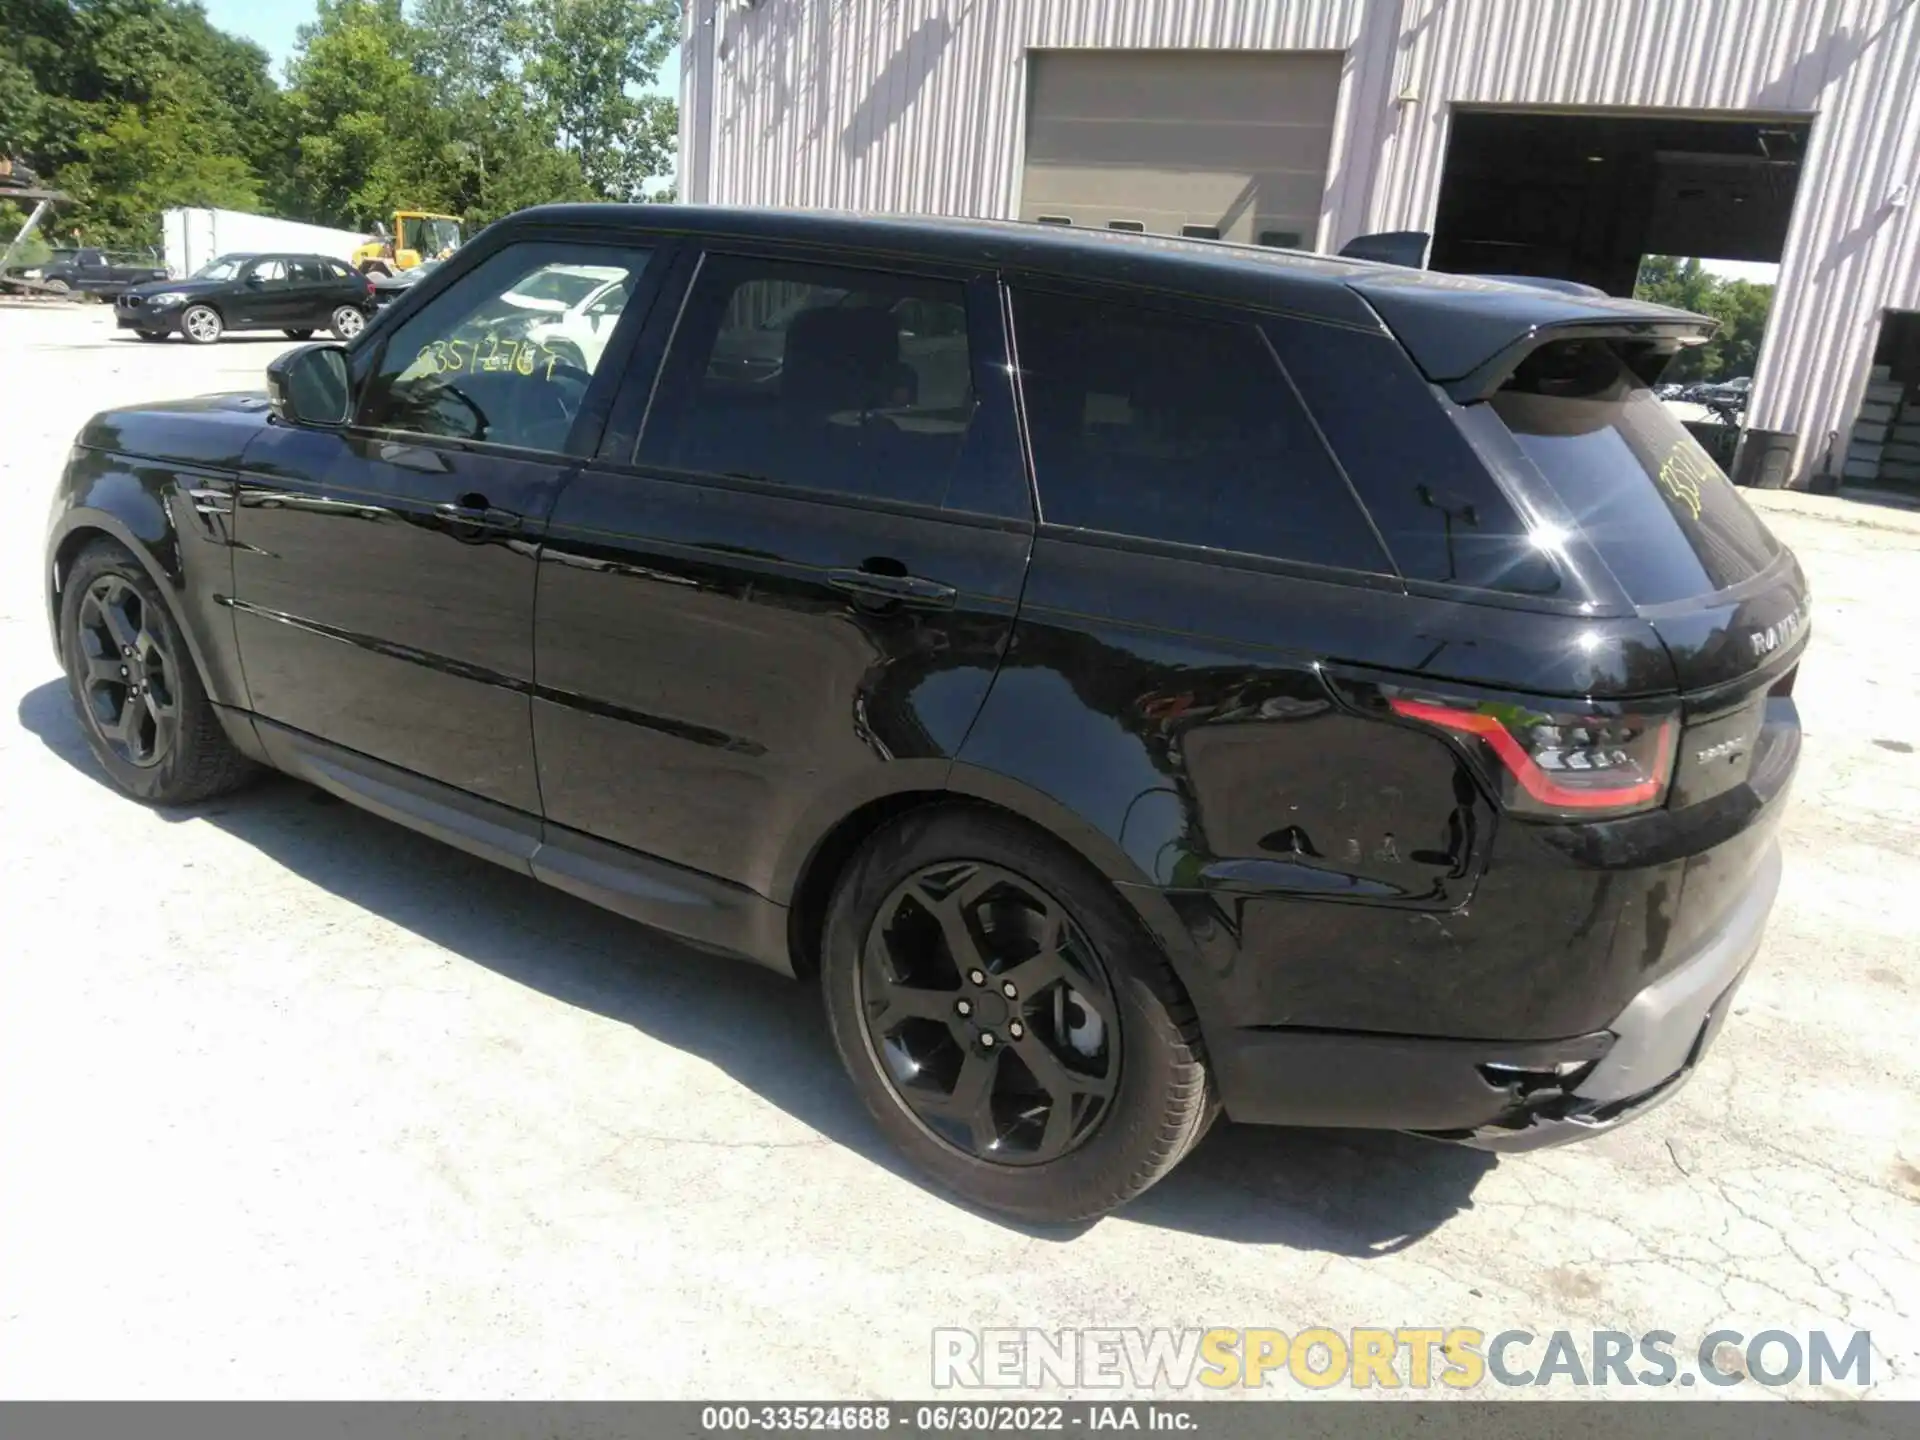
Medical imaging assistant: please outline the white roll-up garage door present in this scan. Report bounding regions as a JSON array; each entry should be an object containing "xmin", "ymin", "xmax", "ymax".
[{"xmin": 1019, "ymin": 50, "xmax": 1343, "ymax": 247}]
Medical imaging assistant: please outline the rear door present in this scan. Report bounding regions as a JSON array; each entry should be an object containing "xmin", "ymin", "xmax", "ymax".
[
  {"xmin": 531, "ymin": 243, "xmax": 1031, "ymax": 898},
  {"xmin": 283, "ymin": 258, "xmax": 335, "ymax": 327}
]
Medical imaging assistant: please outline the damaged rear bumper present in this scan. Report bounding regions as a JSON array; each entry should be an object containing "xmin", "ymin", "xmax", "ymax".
[{"xmin": 1208, "ymin": 842, "xmax": 1781, "ymax": 1146}]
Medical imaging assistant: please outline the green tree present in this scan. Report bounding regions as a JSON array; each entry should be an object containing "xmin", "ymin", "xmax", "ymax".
[
  {"xmin": 1634, "ymin": 255, "xmax": 1776, "ymax": 384},
  {"xmin": 281, "ymin": 0, "xmax": 450, "ymax": 228},
  {"xmin": 521, "ymin": 0, "xmax": 677, "ymax": 202}
]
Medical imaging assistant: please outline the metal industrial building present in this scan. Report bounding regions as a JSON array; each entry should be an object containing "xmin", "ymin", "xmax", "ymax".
[{"xmin": 677, "ymin": 0, "xmax": 1920, "ymax": 490}]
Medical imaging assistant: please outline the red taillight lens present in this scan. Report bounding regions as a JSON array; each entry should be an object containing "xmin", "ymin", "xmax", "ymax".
[{"xmin": 1389, "ymin": 694, "xmax": 1677, "ymax": 820}]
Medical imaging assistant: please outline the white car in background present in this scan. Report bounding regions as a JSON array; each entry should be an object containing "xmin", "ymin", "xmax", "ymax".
[{"xmin": 518, "ymin": 266, "xmax": 632, "ymax": 370}]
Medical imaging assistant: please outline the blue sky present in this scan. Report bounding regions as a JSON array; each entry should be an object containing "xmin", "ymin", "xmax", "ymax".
[{"xmin": 202, "ymin": 0, "xmax": 678, "ymax": 94}]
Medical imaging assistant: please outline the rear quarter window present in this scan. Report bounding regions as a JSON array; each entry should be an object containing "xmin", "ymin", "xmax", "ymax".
[
  {"xmin": 1265, "ymin": 318, "xmax": 1562, "ymax": 597},
  {"xmin": 1010, "ymin": 288, "xmax": 1391, "ymax": 572},
  {"xmin": 1488, "ymin": 340, "xmax": 1781, "ymax": 607}
]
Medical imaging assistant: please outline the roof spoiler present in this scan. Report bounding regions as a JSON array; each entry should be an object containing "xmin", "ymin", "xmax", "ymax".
[{"xmin": 1337, "ymin": 230, "xmax": 1432, "ymax": 268}]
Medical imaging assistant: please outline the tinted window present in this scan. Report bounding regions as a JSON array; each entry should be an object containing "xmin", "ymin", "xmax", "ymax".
[
  {"xmin": 326, "ymin": 260, "xmax": 354, "ymax": 281},
  {"xmin": 358, "ymin": 242, "xmax": 653, "ymax": 454},
  {"xmin": 638, "ymin": 255, "xmax": 977, "ymax": 506},
  {"xmin": 1266, "ymin": 319, "xmax": 1559, "ymax": 595},
  {"xmin": 286, "ymin": 259, "xmax": 322, "ymax": 283},
  {"xmin": 1489, "ymin": 340, "xmax": 1781, "ymax": 605},
  {"xmin": 1010, "ymin": 288, "xmax": 1389, "ymax": 571}
]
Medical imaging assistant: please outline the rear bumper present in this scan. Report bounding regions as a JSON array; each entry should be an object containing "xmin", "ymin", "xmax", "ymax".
[{"xmin": 1211, "ymin": 840, "xmax": 1781, "ymax": 1144}]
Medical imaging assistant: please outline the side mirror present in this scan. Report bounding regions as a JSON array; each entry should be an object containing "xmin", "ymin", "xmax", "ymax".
[
  {"xmin": 266, "ymin": 344, "xmax": 352, "ymax": 428},
  {"xmin": 245, "ymin": 273, "xmax": 266, "ymax": 286}
]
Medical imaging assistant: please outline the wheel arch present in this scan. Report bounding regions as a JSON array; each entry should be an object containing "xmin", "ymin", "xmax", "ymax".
[
  {"xmin": 781, "ymin": 766, "xmax": 1210, "ymax": 1016},
  {"xmin": 48, "ymin": 512, "xmax": 227, "ymax": 708}
]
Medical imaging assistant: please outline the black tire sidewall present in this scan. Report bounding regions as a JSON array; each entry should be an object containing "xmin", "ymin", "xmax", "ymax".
[
  {"xmin": 60, "ymin": 542, "xmax": 218, "ymax": 805},
  {"xmin": 284, "ymin": 328, "xmax": 314, "ymax": 339},
  {"xmin": 821, "ymin": 806, "xmax": 1209, "ymax": 1223}
]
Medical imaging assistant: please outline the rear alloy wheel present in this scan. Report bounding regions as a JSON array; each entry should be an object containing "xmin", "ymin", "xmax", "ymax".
[
  {"xmin": 283, "ymin": 328, "xmax": 314, "ymax": 339},
  {"xmin": 59, "ymin": 540, "xmax": 256, "ymax": 805},
  {"xmin": 179, "ymin": 304, "xmax": 222, "ymax": 345},
  {"xmin": 822, "ymin": 807, "xmax": 1216, "ymax": 1223},
  {"xmin": 330, "ymin": 305, "xmax": 365, "ymax": 341}
]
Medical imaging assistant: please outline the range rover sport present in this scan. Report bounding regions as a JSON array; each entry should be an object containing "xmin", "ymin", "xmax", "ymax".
[{"xmin": 45, "ymin": 206, "xmax": 1805, "ymax": 1222}]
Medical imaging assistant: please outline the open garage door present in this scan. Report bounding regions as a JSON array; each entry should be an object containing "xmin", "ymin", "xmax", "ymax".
[
  {"xmin": 1430, "ymin": 110, "xmax": 1808, "ymax": 297},
  {"xmin": 1019, "ymin": 50, "xmax": 1341, "ymax": 246}
]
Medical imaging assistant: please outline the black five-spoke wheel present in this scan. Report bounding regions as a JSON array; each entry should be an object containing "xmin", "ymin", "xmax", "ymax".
[
  {"xmin": 860, "ymin": 859, "xmax": 1121, "ymax": 1165},
  {"xmin": 828, "ymin": 808, "xmax": 1217, "ymax": 1222},
  {"xmin": 74, "ymin": 574, "xmax": 179, "ymax": 768},
  {"xmin": 59, "ymin": 539, "xmax": 256, "ymax": 806}
]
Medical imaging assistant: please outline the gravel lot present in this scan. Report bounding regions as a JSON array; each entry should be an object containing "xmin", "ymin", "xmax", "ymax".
[{"xmin": 2, "ymin": 301, "xmax": 1916, "ymax": 1401}]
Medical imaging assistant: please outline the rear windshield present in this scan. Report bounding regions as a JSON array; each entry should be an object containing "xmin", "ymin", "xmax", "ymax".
[{"xmin": 1489, "ymin": 340, "xmax": 1781, "ymax": 606}]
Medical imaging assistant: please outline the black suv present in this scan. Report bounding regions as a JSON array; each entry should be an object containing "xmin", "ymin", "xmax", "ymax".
[
  {"xmin": 45, "ymin": 207, "xmax": 1805, "ymax": 1222},
  {"xmin": 116, "ymin": 252, "xmax": 375, "ymax": 345}
]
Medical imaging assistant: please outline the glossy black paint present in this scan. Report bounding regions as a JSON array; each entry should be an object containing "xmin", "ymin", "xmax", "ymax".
[
  {"xmin": 45, "ymin": 204, "xmax": 1806, "ymax": 1138},
  {"xmin": 115, "ymin": 253, "xmax": 374, "ymax": 336},
  {"xmin": 229, "ymin": 421, "xmax": 566, "ymax": 813}
]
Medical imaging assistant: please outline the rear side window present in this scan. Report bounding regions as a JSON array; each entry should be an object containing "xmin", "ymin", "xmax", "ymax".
[
  {"xmin": 1266, "ymin": 318, "xmax": 1559, "ymax": 595},
  {"xmin": 1488, "ymin": 340, "xmax": 1781, "ymax": 606},
  {"xmin": 1009, "ymin": 288, "xmax": 1389, "ymax": 572},
  {"xmin": 638, "ymin": 255, "xmax": 978, "ymax": 507}
]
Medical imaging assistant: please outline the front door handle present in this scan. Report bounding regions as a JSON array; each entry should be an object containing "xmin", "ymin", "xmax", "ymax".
[
  {"xmin": 436, "ymin": 498, "xmax": 523, "ymax": 530},
  {"xmin": 828, "ymin": 567, "xmax": 957, "ymax": 609}
]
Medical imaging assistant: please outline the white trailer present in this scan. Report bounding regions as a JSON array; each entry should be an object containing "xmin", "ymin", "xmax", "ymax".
[{"xmin": 162, "ymin": 208, "xmax": 369, "ymax": 279}]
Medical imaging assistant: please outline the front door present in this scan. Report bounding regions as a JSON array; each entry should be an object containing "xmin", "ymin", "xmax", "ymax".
[
  {"xmin": 533, "ymin": 247, "xmax": 1032, "ymax": 898},
  {"xmin": 231, "ymin": 236, "xmax": 663, "ymax": 814}
]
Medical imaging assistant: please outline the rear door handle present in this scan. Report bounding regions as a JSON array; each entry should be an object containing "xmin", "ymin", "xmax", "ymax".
[
  {"xmin": 828, "ymin": 568, "xmax": 957, "ymax": 609},
  {"xmin": 436, "ymin": 499, "xmax": 523, "ymax": 530}
]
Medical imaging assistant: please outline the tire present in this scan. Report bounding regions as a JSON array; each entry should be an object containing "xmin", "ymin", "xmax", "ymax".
[
  {"xmin": 44, "ymin": 277, "xmax": 71, "ymax": 296},
  {"xmin": 59, "ymin": 539, "xmax": 257, "ymax": 806},
  {"xmin": 179, "ymin": 303, "xmax": 223, "ymax": 345},
  {"xmin": 330, "ymin": 305, "xmax": 366, "ymax": 341},
  {"xmin": 283, "ymin": 328, "xmax": 314, "ymax": 339},
  {"xmin": 134, "ymin": 331, "xmax": 167, "ymax": 342},
  {"xmin": 821, "ymin": 805, "xmax": 1216, "ymax": 1224}
]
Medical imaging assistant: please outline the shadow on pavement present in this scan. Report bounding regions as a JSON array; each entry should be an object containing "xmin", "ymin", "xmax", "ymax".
[{"xmin": 19, "ymin": 678, "xmax": 1496, "ymax": 1249}]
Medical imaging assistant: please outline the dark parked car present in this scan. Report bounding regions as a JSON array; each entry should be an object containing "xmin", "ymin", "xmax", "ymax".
[
  {"xmin": 369, "ymin": 255, "xmax": 443, "ymax": 306},
  {"xmin": 114, "ymin": 252, "xmax": 375, "ymax": 345},
  {"xmin": 45, "ymin": 207, "xmax": 1807, "ymax": 1222},
  {"xmin": 20, "ymin": 246, "xmax": 167, "ymax": 297}
]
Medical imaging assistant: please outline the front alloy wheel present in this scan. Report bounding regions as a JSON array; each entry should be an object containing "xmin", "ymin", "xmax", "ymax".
[
  {"xmin": 73, "ymin": 575, "xmax": 179, "ymax": 768},
  {"xmin": 860, "ymin": 861, "xmax": 1120, "ymax": 1164},
  {"xmin": 331, "ymin": 305, "xmax": 365, "ymax": 341},
  {"xmin": 180, "ymin": 304, "xmax": 222, "ymax": 344}
]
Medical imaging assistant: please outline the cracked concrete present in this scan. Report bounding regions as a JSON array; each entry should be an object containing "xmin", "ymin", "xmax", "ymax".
[{"xmin": 0, "ymin": 304, "xmax": 1914, "ymax": 1400}]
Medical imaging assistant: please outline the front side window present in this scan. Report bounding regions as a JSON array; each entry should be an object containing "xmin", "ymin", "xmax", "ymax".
[
  {"xmin": 1009, "ymin": 288, "xmax": 1389, "ymax": 571},
  {"xmin": 357, "ymin": 242, "xmax": 654, "ymax": 454},
  {"xmin": 638, "ymin": 255, "xmax": 977, "ymax": 506}
]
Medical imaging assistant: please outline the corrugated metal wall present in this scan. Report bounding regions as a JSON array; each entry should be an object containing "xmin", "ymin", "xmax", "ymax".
[
  {"xmin": 682, "ymin": 0, "xmax": 1366, "ymax": 246},
  {"xmin": 684, "ymin": 0, "xmax": 1920, "ymax": 482}
]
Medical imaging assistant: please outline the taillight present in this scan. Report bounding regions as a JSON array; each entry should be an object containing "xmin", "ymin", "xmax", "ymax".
[{"xmin": 1389, "ymin": 693, "xmax": 1677, "ymax": 820}]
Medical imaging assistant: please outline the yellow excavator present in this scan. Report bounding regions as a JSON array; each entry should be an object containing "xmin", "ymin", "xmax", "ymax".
[{"xmin": 352, "ymin": 211, "xmax": 463, "ymax": 276}]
